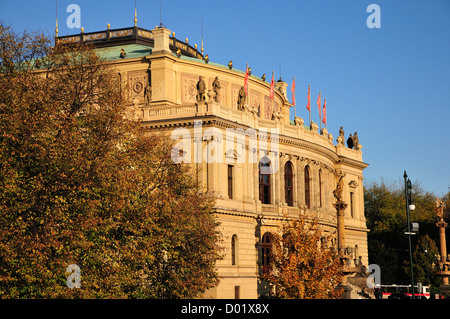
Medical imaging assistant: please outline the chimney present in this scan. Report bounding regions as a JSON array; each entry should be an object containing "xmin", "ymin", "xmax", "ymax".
[{"xmin": 152, "ymin": 26, "xmax": 172, "ymax": 55}]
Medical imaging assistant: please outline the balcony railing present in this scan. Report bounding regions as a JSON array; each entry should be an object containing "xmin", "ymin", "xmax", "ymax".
[{"xmin": 56, "ymin": 26, "xmax": 204, "ymax": 60}]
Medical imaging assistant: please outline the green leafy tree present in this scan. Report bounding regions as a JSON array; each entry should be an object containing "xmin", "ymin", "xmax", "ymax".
[
  {"xmin": 0, "ymin": 24, "xmax": 221, "ymax": 298},
  {"xmin": 365, "ymin": 179, "xmax": 446, "ymax": 288},
  {"xmin": 402, "ymin": 235, "xmax": 440, "ymax": 289}
]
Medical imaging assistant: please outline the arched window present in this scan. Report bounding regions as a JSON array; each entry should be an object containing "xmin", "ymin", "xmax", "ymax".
[
  {"xmin": 259, "ymin": 157, "xmax": 271, "ymax": 204},
  {"xmin": 304, "ymin": 166, "xmax": 311, "ymax": 208},
  {"xmin": 261, "ymin": 232, "xmax": 272, "ymax": 273},
  {"xmin": 284, "ymin": 161, "xmax": 294, "ymax": 206},
  {"xmin": 319, "ymin": 169, "xmax": 323, "ymax": 208},
  {"xmin": 231, "ymin": 234, "xmax": 238, "ymax": 265}
]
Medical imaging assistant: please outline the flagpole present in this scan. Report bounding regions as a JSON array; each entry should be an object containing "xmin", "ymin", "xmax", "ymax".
[
  {"xmin": 318, "ymin": 91, "xmax": 322, "ymax": 132},
  {"xmin": 272, "ymin": 70, "xmax": 274, "ymax": 114},
  {"xmin": 293, "ymin": 76, "xmax": 296, "ymax": 119},
  {"xmin": 246, "ymin": 62, "xmax": 248, "ymax": 96},
  {"xmin": 308, "ymin": 84, "xmax": 311, "ymax": 128}
]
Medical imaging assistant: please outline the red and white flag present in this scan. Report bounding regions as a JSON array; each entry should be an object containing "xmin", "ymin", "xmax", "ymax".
[
  {"xmin": 269, "ymin": 71, "xmax": 275, "ymax": 100},
  {"xmin": 244, "ymin": 65, "xmax": 249, "ymax": 95},
  {"xmin": 317, "ymin": 91, "xmax": 321, "ymax": 120},
  {"xmin": 322, "ymin": 98, "xmax": 327, "ymax": 125},
  {"xmin": 291, "ymin": 77, "xmax": 296, "ymax": 106},
  {"xmin": 306, "ymin": 85, "xmax": 310, "ymax": 112}
]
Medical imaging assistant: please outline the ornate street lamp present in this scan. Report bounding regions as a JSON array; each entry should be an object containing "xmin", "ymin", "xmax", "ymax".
[{"xmin": 404, "ymin": 171, "xmax": 415, "ymax": 299}]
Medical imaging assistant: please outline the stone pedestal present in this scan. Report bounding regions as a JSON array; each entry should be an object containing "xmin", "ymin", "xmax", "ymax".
[
  {"xmin": 152, "ymin": 26, "xmax": 172, "ymax": 55},
  {"xmin": 339, "ymin": 283, "xmax": 353, "ymax": 299},
  {"xmin": 439, "ymin": 285, "xmax": 450, "ymax": 298}
]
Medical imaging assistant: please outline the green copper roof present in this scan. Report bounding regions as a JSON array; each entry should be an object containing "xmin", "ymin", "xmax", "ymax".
[
  {"xmin": 95, "ymin": 44, "xmax": 152, "ymax": 61},
  {"xmin": 177, "ymin": 54, "xmax": 266, "ymax": 82},
  {"xmin": 93, "ymin": 42, "xmax": 267, "ymax": 85}
]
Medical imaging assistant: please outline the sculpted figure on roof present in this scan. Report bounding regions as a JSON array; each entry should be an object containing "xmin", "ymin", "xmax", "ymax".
[
  {"xmin": 347, "ymin": 134, "xmax": 354, "ymax": 149},
  {"xmin": 353, "ymin": 132, "xmax": 361, "ymax": 150},
  {"xmin": 337, "ymin": 126, "xmax": 345, "ymax": 146}
]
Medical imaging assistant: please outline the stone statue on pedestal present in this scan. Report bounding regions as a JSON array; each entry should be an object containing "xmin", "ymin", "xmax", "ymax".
[
  {"xmin": 333, "ymin": 171, "xmax": 346, "ymax": 202},
  {"xmin": 212, "ymin": 76, "xmax": 221, "ymax": 102},
  {"xmin": 353, "ymin": 132, "xmax": 361, "ymax": 150},
  {"xmin": 237, "ymin": 86, "xmax": 246, "ymax": 110},
  {"xmin": 196, "ymin": 76, "xmax": 206, "ymax": 102},
  {"xmin": 144, "ymin": 84, "xmax": 152, "ymax": 107},
  {"xmin": 337, "ymin": 126, "xmax": 345, "ymax": 146}
]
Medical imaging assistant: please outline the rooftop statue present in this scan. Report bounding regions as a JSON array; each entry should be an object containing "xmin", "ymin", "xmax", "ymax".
[
  {"xmin": 347, "ymin": 134, "xmax": 354, "ymax": 149},
  {"xmin": 353, "ymin": 132, "xmax": 361, "ymax": 150},
  {"xmin": 337, "ymin": 126, "xmax": 345, "ymax": 146}
]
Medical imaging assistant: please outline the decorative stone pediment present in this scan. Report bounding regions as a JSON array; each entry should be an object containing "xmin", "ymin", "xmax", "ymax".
[
  {"xmin": 348, "ymin": 180, "xmax": 359, "ymax": 188},
  {"xmin": 225, "ymin": 148, "xmax": 241, "ymax": 161}
]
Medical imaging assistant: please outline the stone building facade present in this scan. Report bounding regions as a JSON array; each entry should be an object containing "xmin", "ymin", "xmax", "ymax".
[{"xmin": 57, "ymin": 24, "xmax": 369, "ymax": 299}]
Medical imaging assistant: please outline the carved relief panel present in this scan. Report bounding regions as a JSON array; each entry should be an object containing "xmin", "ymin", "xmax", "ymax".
[
  {"xmin": 250, "ymin": 90, "xmax": 261, "ymax": 117},
  {"xmin": 264, "ymin": 96, "xmax": 272, "ymax": 120},
  {"xmin": 181, "ymin": 73, "xmax": 198, "ymax": 103},
  {"xmin": 127, "ymin": 71, "xmax": 149, "ymax": 105}
]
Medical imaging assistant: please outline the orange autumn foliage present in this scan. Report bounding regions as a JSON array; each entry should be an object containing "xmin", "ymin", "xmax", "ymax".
[
  {"xmin": 0, "ymin": 24, "xmax": 221, "ymax": 298},
  {"xmin": 260, "ymin": 214, "xmax": 343, "ymax": 299}
]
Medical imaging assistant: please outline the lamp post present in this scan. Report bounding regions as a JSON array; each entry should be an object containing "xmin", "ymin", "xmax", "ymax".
[{"xmin": 404, "ymin": 171, "xmax": 415, "ymax": 299}]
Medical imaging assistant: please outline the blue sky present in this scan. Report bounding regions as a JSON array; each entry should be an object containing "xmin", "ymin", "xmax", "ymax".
[{"xmin": 1, "ymin": 0, "xmax": 449, "ymax": 196}]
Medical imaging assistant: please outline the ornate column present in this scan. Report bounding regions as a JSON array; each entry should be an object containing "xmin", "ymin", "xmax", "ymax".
[
  {"xmin": 333, "ymin": 171, "xmax": 358, "ymax": 299},
  {"xmin": 432, "ymin": 198, "xmax": 450, "ymax": 297},
  {"xmin": 335, "ymin": 200, "xmax": 348, "ymax": 259}
]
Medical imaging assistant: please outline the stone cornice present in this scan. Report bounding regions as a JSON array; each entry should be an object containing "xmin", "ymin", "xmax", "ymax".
[{"xmin": 143, "ymin": 115, "xmax": 343, "ymax": 166}]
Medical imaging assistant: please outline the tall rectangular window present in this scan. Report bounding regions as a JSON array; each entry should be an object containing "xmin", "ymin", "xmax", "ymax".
[
  {"xmin": 304, "ymin": 166, "xmax": 311, "ymax": 209},
  {"xmin": 284, "ymin": 162, "xmax": 294, "ymax": 206},
  {"xmin": 350, "ymin": 192, "xmax": 354, "ymax": 218},
  {"xmin": 319, "ymin": 170, "xmax": 323, "ymax": 208},
  {"xmin": 259, "ymin": 159, "xmax": 271, "ymax": 204},
  {"xmin": 228, "ymin": 165, "xmax": 233, "ymax": 199}
]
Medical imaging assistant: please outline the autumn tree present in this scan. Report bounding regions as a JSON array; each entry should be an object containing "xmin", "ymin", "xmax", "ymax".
[
  {"xmin": 260, "ymin": 214, "xmax": 343, "ymax": 299},
  {"xmin": 0, "ymin": 24, "xmax": 221, "ymax": 298}
]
